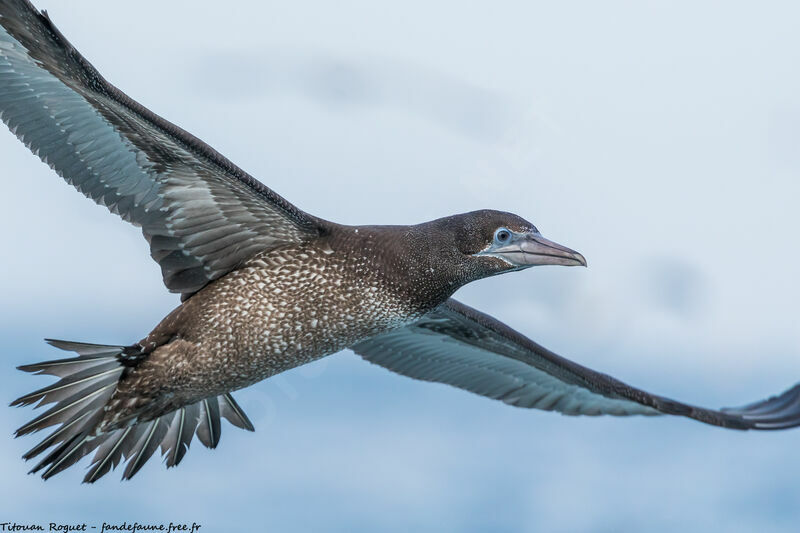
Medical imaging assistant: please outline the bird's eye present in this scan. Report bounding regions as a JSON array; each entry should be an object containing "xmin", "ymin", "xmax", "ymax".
[{"xmin": 494, "ymin": 228, "xmax": 512, "ymax": 244}]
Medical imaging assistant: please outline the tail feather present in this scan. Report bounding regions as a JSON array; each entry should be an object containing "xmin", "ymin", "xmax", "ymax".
[
  {"xmin": 14, "ymin": 339, "xmax": 256, "ymax": 482},
  {"xmin": 197, "ymin": 397, "xmax": 221, "ymax": 449},
  {"xmin": 122, "ymin": 417, "xmax": 169, "ymax": 480},
  {"xmin": 45, "ymin": 339, "xmax": 126, "ymax": 356},
  {"xmin": 83, "ymin": 426, "xmax": 139, "ymax": 483},
  {"xmin": 163, "ymin": 403, "xmax": 200, "ymax": 468},
  {"xmin": 219, "ymin": 393, "xmax": 255, "ymax": 431},
  {"xmin": 29, "ymin": 435, "xmax": 80, "ymax": 475},
  {"xmin": 18, "ymin": 354, "xmax": 119, "ymax": 378},
  {"xmin": 22, "ymin": 409, "xmax": 100, "ymax": 460},
  {"xmin": 14, "ymin": 380, "xmax": 117, "ymax": 436},
  {"xmin": 37, "ymin": 431, "xmax": 105, "ymax": 479},
  {"xmin": 11, "ymin": 360, "xmax": 123, "ymax": 407},
  {"xmin": 17, "ymin": 339, "xmax": 124, "ymax": 378}
]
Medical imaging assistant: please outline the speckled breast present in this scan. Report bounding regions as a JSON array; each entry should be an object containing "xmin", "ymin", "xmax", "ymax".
[{"xmin": 169, "ymin": 243, "xmax": 427, "ymax": 397}]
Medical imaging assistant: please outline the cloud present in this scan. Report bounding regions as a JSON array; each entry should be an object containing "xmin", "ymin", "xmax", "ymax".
[
  {"xmin": 639, "ymin": 256, "xmax": 709, "ymax": 317},
  {"xmin": 190, "ymin": 50, "xmax": 518, "ymax": 144}
]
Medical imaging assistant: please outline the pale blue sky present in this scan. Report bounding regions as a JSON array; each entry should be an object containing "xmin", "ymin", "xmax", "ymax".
[{"xmin": 1, "ymin": 0, "xmax": 799, "ymax": 531}]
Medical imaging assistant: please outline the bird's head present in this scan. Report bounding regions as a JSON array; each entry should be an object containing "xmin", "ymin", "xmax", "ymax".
[{"xmin": 419, "ymin": 209, "xmax": 587, "ymax": 284}]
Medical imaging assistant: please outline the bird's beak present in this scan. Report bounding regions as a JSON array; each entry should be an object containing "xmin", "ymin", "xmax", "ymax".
[{"xmin": 476, "ymin": 232, "xmax": 587, "ymax": 268}]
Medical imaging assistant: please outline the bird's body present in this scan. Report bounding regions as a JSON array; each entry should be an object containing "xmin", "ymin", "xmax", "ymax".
[
  {"xmin": 110, "ymin": 224, "xmax": 460, "ymax": 430},
  {"xmin": 2, "ymin": 0, "xmax": 800, "ymax": 483}
]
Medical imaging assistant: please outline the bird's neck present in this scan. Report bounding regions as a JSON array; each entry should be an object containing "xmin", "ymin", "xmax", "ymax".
[
  {"xmin": 327, "ymin": 224, "xmax": 466, "ymax": 315},
  {"xmin": 389, "ymin": 247, "xmax": 464, "ymax": 312}
]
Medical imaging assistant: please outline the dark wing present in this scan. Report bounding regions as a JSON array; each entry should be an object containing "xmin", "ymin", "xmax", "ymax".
[
  {"xmin": 352, "ymin": 298, "xmax": 800, "ymax": 430},
  {"xmin": 0, "ymin": 1, "xmax": 326, "ymax": 298}
]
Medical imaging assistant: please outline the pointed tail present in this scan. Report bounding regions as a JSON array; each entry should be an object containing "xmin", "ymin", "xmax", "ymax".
[{"xmin": 12, "ymin": 339, "xmax": 255, "ymax": 482}]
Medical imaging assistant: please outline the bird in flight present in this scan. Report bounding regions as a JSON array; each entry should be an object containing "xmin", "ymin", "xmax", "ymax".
[{"xmin": 2, "ymin": 0, "xmax": 798, "ymax": 483}]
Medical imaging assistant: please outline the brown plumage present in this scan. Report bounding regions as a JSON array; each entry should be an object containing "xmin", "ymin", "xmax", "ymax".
[{"xmin": 3, "ymin": 0, "xmax": 800, "ymax": 483}]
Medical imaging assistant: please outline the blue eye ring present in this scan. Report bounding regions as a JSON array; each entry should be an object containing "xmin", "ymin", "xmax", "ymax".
[{"xmin": 494, "ymin": 227, "xmax": 512, "ymax": 244}]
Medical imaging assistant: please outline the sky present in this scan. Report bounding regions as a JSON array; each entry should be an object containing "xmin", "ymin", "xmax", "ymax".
[{"xmin": 1, "ymin": 0, "xmax": 799, "ymax": 531}]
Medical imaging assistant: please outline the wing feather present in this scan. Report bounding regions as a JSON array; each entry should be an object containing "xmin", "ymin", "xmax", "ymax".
[
  {"xmin": 0, "ymin": 0, "xmax": 327, "ymax": 298},
  {"xmin": 353, "ymin": 298, "xmax": 800, "ymax": 430}
]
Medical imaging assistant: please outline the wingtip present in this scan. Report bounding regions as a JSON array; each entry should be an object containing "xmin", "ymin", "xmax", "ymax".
[{"xmin": 720, "ymin": 382, "xmax": 800, "ymax": 431}]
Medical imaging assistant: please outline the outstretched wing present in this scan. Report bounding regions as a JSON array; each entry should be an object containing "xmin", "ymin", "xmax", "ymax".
[
  {"xmin": 0, "ymin": 0, "xmax": 326, "ymax": 298},
  {"xmin": 353, "ymin": 298, "xmax": 800, "ymax": 430}
]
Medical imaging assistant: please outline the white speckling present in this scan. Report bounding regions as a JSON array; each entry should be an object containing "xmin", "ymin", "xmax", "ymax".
[{"xmin": 120, "ymin": 235, "xmax": 440, "ymax": 424}]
